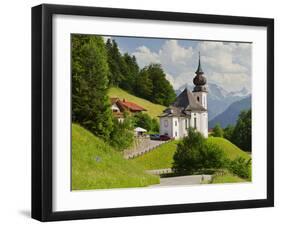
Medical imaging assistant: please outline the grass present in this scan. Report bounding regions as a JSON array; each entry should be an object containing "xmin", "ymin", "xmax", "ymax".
[
  {"xmin": 211, "ymin": 171, "xmax": 248, "ymax": 184},
  {"xmin": 108, "ymin": 87, "xmax": 166, "ymax": 120},
  {"xmin": 72, "ymin": 124, "xmax": 159, "ymax": 190},
  {"xmin": 206, "ymin": 137, "xmax": 250, "ymax": 160},
  {"xmin": 130, "ymin": 140, "xmax": 179, "ymax": 170}
]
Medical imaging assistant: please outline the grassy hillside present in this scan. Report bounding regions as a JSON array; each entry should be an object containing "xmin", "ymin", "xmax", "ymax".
[
  {"xmin": 130, "ymin": 140, "xmax": 179, "ymax": 170},
  {"xmin": 132, "ymin": 137, "xmax": 250, "ymax": 170},
  {"xmin": 72, "ymin": 124, "xmax": 159, "ymax": 190},
  {"xmin": 108, "ymin": 87, "xmax": 166, "ymax": 119},
  {"xmin": 211, "ymin": 172, "xmax": 247, "ymax": 184},
  {"xmin": 206, "ymin": 137, "xmax": 250, "ymax": 160}
]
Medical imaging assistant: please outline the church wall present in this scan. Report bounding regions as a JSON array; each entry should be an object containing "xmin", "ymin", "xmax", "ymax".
[{"xmin": 160, "ymin": 117, "xmax": 173, "ymax": 137}]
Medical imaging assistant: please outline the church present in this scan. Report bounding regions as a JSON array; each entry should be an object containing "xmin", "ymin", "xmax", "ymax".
[{"xmin": 159, "ymin": 54, "xmax": 208, "ymax": 139}]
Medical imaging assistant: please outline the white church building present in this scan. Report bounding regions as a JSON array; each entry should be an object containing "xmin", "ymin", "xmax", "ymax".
[{"xmin": 159, "ymin": 54, "xmax": 208, "ymax": 139}]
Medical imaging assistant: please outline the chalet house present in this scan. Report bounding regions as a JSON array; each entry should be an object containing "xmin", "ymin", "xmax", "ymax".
[{"xmin": 110, "ymin": 98, "xmax": 146, "ymax": 122}]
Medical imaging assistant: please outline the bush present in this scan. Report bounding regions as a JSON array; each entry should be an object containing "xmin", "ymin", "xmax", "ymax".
[
  {"xmin": 133, "ymin": 112, "xmax": 159, "ymax": 132},
  {"xmin": 212, "ymin": 123, "xmax": 224, "ymax": 137},
  {"xmin": 172, "ymin": 129, "xmax": 227, "ymax": 174},
  {"xmin": 151, "ymin": 118, "xmax": 160, "ymax": 133},
  {"xmin": 110, "ymin": 117, "xmax": 134, "ymax": 151},
  {"xmin": 227, "ymin": 157, "xmax": 251, "ymax": 179}
]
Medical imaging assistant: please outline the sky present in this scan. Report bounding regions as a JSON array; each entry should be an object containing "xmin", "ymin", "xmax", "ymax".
[{"xmin": 105, "ymin": 36, "xmax": 252, "ymax": 92}]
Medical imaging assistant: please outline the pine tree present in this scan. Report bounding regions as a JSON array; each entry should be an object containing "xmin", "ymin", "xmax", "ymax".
[
  {"xmin": 72, "ymin": 35, "xmax": 113, "ymax": 140},
  {"xmin": 232, "ymin": 110, "xmax": 252, "ymax": 151},
  {"xmin": 145, "ymin": 64, "xmax": 176, "ymax": 106}
]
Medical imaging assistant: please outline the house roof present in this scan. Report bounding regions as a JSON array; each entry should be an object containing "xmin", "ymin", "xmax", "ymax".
[
  {"xmin": 118, "ymin": 100, "xmax": 146, "ymax": 111},
  {"xmin": 110, "ymin": 98, "xmax": 146, "ymax": 112},
  {"xmin": 159, "ymin": 88, "xmax": 206, "ymax": 117}
]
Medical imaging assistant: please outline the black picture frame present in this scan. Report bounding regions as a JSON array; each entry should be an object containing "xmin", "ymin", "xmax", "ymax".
[{"xmin": 32, "ymin": 3, "xmax": 274, "ymax": 222}]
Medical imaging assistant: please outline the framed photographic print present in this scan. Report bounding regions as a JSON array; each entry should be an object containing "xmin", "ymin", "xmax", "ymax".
[{"xmin": 32, "ymin": 4, "xmax": 274, "ymax": 221}]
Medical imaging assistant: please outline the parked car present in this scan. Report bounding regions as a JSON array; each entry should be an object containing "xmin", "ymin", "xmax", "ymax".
[
  {"xmin": 150, "ymin": 134, "xmax": 160, "ymax": 140},
  {"xmin": 159, "ymin": 134, "xmax": 170, "ymax": 141}
]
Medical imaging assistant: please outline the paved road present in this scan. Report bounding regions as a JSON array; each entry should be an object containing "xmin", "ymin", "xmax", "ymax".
[
  {"xmin": 124, "ymin": 138, "xmax": 166, "ymax": 159},
  {"xmin": 150, "ymin": 175, "xmax": 212, "ymax": 187}
]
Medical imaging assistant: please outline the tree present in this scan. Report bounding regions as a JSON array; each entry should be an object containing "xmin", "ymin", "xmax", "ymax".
[
  {"xmin": 212, "ymin": 123, "xmax": 224, "ymax": 137},
  {"xmin": 106, "ymin": 39, "xmax": 125, "ymax": 86},
  {"xmin": 231, "ymin": 109, "xmax": 252, "ymax": 151},
  {"xmin": 151, "ymin": 118, "xmax": 160, "ymax": 133},
  {"xmin": 145, "ymin": 64, "xmax": 176, "ymax": 106},
  {"xmin": 72, "ymin": 35, "xmax": 113, "ymax": 140},
  {"xmin": 172, "ymin": 128, "xmax": 226, "ymax": 174},
  {"xmin": 133, "ymin": 112, "xmax": 153, "ymax": 131},
  {"xmin": 223, "ymin": 124, "xmax": 235, "ymax": 141},
  {"xmin": 110, "ymin": 117, "xmax": 134, "ymax": 151},
  {"xmin": 135, "ymin": 69, "xmax": 153, "ymax": 100},
  {"xmin": 119, "ymin": 54, "xmax": 139, "ymax": 93}
]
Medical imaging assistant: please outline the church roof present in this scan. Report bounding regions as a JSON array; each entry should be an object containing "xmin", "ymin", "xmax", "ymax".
[
  {"xmin": 173, "ymin": 88, "xmax": 206, "ymax": 111},
  {"xmin": 159, "ymin": 88, "xmax": 206, "ymax": 117}
]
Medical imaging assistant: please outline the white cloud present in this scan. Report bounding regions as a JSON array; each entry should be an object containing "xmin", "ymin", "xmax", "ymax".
[
  {"xmin": 133, "ymin": 46, "xmax": 160, "ymax": 68},
  {"xmin": 132, "ymin": 40, "xmax": 251, "ymax": 92}
]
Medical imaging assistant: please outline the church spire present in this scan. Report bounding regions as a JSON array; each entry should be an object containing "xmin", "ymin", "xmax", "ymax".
[
  {"xmin": 193, "ymin": 52, "xmax": 207, "ymax": 92},
  {"xmin": 195, "ymin": 52, "xmax": 204, "ymax": 74}
]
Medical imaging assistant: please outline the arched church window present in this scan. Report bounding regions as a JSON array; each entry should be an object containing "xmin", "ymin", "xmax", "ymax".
[{"xmin": 194, "ymin": 118, "xmax": 197, "ymax": 129}]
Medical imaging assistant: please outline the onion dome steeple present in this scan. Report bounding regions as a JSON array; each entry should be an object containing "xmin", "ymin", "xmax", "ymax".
[{"xmin": 193, "ymin": 52, "xmax": 207, "ymax": 92}]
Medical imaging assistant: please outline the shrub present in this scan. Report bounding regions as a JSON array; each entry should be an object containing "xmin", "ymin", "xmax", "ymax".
[
  {"xmin": 151, "ymin": 118, "xmax": 160, "ymax": 133},
  {"xmin": 133, "ymin": 112, "xmax": 159, "ymax": 132},
  {"xmin": 212, "ymin": 123, "xmax": 224, "ymax": 137},
  {"xmin": 110, "ymin": 117, "xmax": 134, "ymax": 151},
  {"xmin": 172, "ymin": 129, "xmax": 227, "ymax": 174},
  {"xmin": 227, "ymin": 157, "xmax": 251, "ymax": 179}
]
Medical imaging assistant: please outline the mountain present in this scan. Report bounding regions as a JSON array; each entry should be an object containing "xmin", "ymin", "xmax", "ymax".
[
  {"xmin": 209, "ymin": 95, "xmax": 251, "ymax": 128},
  {"xmin": 175, "ymin": 83, "xmax": 250, "ymax": 120}
]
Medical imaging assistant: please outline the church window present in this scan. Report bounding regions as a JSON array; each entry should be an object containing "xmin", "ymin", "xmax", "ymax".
[
  {"xmin": 164, "ymin": 120, "xmax": 168, "ymax": 127},
  {"xmin": 194, "ymin": 118, "xmax": 197, "ymax": 129},
  {"xmin": 175, "ymin": 120, "xmax": 177, "ymax": 126},
  {"xmin": 186, "ymin": 119, "xmax": 190, "ymax": 129},
  {"xmin": 175, "ymin": 131, "xmax": 177, "ymax": 137},
  {"xmin": 197, "ymin": 96, "xmax": 200, "ymax": 102}
]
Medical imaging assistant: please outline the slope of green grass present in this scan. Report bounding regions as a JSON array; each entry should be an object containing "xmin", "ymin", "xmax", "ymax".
[
  {"xmin": 206, "ymin": 137, "xmax": 250, "ymax": 160},
  {"xmin": 108, "ymin": 87, "xmax": 165, "ymax": 119},
  {"xmin": 72, "ymin": 124, "xmax": 159, "ymax": 190},
  {"xmin": 131, "ymin": 137, "xmax": 250, "ymax": 171},
  {"xmin": 130, "ymin": 140, "xmax": 179, "ymax": 170},
  {"xmin": 211, "ymin": 172, "xmax": 247, "ymax": 184}
]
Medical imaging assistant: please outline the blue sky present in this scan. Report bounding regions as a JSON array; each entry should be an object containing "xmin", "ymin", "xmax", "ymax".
[{"xmin": 105, "ymin": 36, "xmax": 252, "ymax": 92}]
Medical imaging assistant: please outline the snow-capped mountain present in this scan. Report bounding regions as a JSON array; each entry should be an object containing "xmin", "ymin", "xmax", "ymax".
[{"xmin": 175, "ymin": 83, "xmax": 251, "ymax": 121}]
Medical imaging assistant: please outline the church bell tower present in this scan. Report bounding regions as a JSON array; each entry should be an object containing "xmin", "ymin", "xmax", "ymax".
[{"xmin": 193, "ymin": 52, "xmax": 208, "ymax": 109}]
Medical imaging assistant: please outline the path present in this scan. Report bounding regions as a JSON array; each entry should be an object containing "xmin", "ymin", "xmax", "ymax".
[
  {"xmin": 124, "ymin": 138, "xmax": 167, "ymax": 159},
  {"xmin": 149, "ymin": 175, "xmax": 212, "ymax": 187}
]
